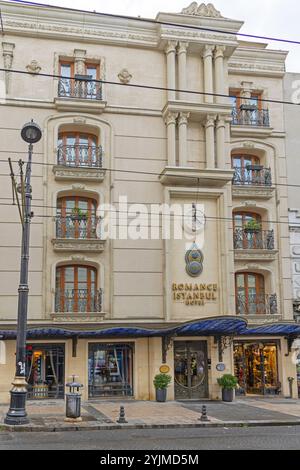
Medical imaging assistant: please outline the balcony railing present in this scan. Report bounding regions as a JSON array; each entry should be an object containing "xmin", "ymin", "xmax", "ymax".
[
  {"xmin": 57, "ymin": 144, "xmax": 103, "ymax": 168},
  {"xmin": 232, "ymin": 107, "xmax": 270, "ymax": 127},
  {"xmin": 55, "ymin": 216, "xmax": 101, "ymax": 239},
  {"xmin": 234, "ymin": 228, "xmax": 275, "ymax": 250},
  {"xmin": 232, "ymin": 166, "xmax": 272, "ymax": 186},
  {"xmin": 58, "ymin": 76, "xmax": 102, "ymax": 100},
  {"xmin": 55, "ymin": 288, "xmax": 103, "ymax": 313},
  {"xmin": 236, "ymin": 293, "xmax": 278, "ymax": 315}
]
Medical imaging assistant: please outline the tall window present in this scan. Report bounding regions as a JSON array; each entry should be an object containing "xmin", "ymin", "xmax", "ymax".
[
  {"xmin": 58, "ymin": 132, "xmax": 101, "ymax": 167},
  {"xmin": 231, "ymin": 154, "xmax": 271, "ymax": 186},
  {"xmin": 235, "ymin": 272, "xmax": 265, "ymax": 315},
  {"xmin": 233, "ymin": 212, "xmax": 262, "ymax": 250},
  {"xmin": 55, "ymin": 265, "xmax": 98, "ymax": 313},
  {"xmin": 56, "ymin": 196, "xmax": 97, "ymax": 239},
  {"xmin": 58, "ymin": 61, "xmax": 101, "ymax": 99}
]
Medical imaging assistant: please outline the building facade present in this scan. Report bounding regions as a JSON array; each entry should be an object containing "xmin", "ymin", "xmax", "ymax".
[
  {"xmin": 0, "ymin": 1, "xmax": 299, "ymax": 403},
  {"xmin": 284, "ymin": 72, "xmax": 300, "ymax": 393}
]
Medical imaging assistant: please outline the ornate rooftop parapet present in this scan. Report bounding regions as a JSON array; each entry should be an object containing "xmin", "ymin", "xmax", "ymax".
[{"xmin": 181, "ymin": 2, "xmax": 223, "ymax": 18}]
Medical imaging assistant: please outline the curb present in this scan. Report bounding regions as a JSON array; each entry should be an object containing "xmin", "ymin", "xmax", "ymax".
[{"xmin": 1, "ymin": 419, "xmax": 300, "ymax": 432}]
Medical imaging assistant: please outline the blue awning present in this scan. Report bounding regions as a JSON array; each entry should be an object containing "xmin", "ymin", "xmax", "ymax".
[{"xmin": 1, "ymin": 317, "xmax": 300, "ymax": 340}]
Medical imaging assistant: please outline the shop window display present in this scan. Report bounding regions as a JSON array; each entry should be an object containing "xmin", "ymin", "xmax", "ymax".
[
  {"xmin": 26, "ymin": 344, "xmax": 65, "ymax": 399},
  {"xmin": 234, "ymin": 342, "xmax": 280, "ymax": 395},
  {"xmin": 88, "ymin": 343, "xmax": 133, "ymax": 397}
]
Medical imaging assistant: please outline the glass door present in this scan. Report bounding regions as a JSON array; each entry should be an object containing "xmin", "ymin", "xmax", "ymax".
[{"xmin": 174, "ymin": 341, "xmax": 208, "ymax": 399}]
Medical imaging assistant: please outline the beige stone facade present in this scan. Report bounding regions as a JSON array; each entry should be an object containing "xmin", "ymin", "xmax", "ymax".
[{"xmin": 0, "ymin": 2, "xmax": 298, "ymax": 403}]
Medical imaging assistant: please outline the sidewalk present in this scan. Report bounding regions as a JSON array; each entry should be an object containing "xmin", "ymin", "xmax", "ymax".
[{"xmin": 1, "ymin": 397, "xmax": 300, "ymax": 432}]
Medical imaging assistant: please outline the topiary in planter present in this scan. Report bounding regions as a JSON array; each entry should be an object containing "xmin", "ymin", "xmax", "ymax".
[
  {"xmin": 217, "ymin": 374, "xmax": 238, "ymax": 402},
  {"xmin": 153, "ymin": 374, "xmax": 172, "ymax": 402}
]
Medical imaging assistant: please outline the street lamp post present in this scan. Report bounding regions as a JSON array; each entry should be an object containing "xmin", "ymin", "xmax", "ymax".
[{"xmin": 5, "ymin": 120, "xmax": 42, "ymax": 425}]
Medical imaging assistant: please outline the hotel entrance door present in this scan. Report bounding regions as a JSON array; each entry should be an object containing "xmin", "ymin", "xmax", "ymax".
[{"xmin": 174, "ymin": 341, "xmax": 208, "ymax": 399}]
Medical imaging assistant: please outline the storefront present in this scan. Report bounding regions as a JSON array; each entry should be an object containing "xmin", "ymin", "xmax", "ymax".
[
  {"xmin": 88, "ymin": 343, "xmax": 134, "ymax": 398},
  {"xmin": 0, "ymin": 318, "xmax": 299, "ymax": 403},
  {"xmin": 26, "ymin": 343, "xmax": 65, "ymax": 400},
  {"xmin": 234, "ymin": 341, "xmax": 279, "ymax": 395}
]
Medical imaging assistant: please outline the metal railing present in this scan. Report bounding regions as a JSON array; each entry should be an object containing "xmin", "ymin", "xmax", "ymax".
[
  {"xmin": 57, "ymin": 144, "xmax": 103, "ymax": 168},
  {"xmin": 231, "ymin": 107, "xmax": 270, "ymax": 127},
  {"xmin": 58, "ymin": 77, "xmax": 102, "ymax": 100},
  {"xmin": 55, "ymin": 288, "xmax": 103, "ymax": 313},
  {"xmin": 232, "ymin": 166, "xmax": 272, "ymax": 186},
  {"xmin": 236, "ymin": 293, "xmax": 278, "ymax": 315},
  {"xmin": 55, "ymin": 216, "xmax": 100, "ymax": 239},
  {"xmin": 234, "ymin": 228, "xmax": 275, "ymax": 250}
]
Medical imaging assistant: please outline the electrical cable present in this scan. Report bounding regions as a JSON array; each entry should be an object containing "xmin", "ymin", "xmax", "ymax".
[
  {"xmin": 5, "ymin": 0, "xmax": 300, "ymax": 47},
  {"xmin": 0, "ymin": 67, "xmax": 298, "ymax": 107}
]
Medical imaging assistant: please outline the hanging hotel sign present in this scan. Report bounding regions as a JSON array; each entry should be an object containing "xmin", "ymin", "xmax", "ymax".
[{"xmin": 172, "ymin": 283, "xmax": 218, "ymax": 306}]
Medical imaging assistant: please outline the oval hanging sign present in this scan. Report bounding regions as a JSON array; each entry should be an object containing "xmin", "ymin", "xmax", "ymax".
[{"xmin": 159, "ymin": 365, "xmax": 170, "ymax": 374}]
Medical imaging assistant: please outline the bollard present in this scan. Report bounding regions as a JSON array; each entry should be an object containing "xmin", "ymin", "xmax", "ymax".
[
  {"xmin": 117, "ymin": 406, "xmax": 128, "ymax": 424},
  {"xmin": 199, "ymin": 405, "xmax": 210, "ymax": 422}
]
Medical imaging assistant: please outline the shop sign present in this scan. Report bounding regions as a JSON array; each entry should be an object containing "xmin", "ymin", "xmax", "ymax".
[
  {"xmin": 172, "ymin": 282, "xmax": 218, "ymax": 306},
  {"xmin": 159, "ymin": 365, "xmax": 170, "ymax": 374}
]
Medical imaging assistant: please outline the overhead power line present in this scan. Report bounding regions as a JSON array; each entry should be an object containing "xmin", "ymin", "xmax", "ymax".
[
  {"xmin": 0, "ymin": 67, "xmax": 298, "ymax": 107},
  {"xmin": 0, "ymin": 157, "xmax": 299, "ymax": 190},
  {"xmin": 6, "ymin": 0, "xmax": 300, "ymax": 46},
  {"xmin": 0, "ymin": 200, "xmax": 295, "ymax": 227}
]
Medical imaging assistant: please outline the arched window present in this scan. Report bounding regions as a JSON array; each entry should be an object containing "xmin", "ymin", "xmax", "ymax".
[
  {"xmin": 56, "ymin": 196, "xmax": 98, "ymax": 239},
  {"xmin": 232, "ymin": 154, "xmax": 272, "ymax": 186},
  {"xmin": 233, "ymin": 212, "xmax": 262, "ymax": 249},
  {"xmin": 55, "ymin": 265, "xmax": 99, "ymax": 313},
  {"xmin": 57, "ymin": 132, "xmax": 102, "ymax": 168},
  {"xmin": 235, "ymin": 272, "xmax": 266, "ymax": 315}
]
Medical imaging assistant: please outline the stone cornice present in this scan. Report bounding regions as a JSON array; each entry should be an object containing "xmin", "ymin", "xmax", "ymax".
[{"xmin": 229, "ymin": 47, "xmax": 287, "ymax": 78}]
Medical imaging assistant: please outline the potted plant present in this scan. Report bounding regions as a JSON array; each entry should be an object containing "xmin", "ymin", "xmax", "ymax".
[
  {"xmin": 153, "ymin": 373, "xmax": 172, "ymax": 402},
  {"xmin": 243, "ymin": 219, "xmax": 262, "ymax": 233},
  {"xmin": 217, "ymin": 374, "xmax": 238, "ymax": 402},
  {"xmin": 71, "ymin": 207, "xmax": 88, "ymax": 221}
]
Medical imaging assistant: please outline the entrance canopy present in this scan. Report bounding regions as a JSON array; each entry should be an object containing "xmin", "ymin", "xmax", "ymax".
[{"xmin": 1, "ymin": 317, "xmax": 300, "ymax": 340}]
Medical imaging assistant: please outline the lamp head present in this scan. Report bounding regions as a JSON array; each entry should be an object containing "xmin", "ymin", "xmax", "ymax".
[{"xmin": 21, "ymin": 120, "xmax": 42, "ymax": 144}]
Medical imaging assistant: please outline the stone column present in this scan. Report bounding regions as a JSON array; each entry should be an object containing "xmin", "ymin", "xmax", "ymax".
[
  {"xmin": 74, "ymin": 49, "xmax": 86, "ymax": 75},
  {"xmin": 2, "ymin": 42, "xmax": 15, "ymax": 94},
  {"xmin": 165, "ymin": 41, "xmax": 177, "ymax": 101},
  {"xmin": 214, "ymin": 45, "xmax": 226, "ymax": 103},
  {"xmin": 165, "ymin": 112, "xmax": 178, "ymax": 166},
  {"xmin": 205, "ymin": 115, "xmax": 216, "ymax": 169},
  {"xmin": 216, "ymin": 116, "xmax": 226, "ymax": 169},
  {"xmin": 203, "ymin": 45, "xmax": 214, "ymax": 104},
  {"xmin": 178, "ymin": 112, "xmax": 190, "ymax": 167},
  {"xmin": 177, "ymin": 42, "xmax": 188, "ymax": 101}
]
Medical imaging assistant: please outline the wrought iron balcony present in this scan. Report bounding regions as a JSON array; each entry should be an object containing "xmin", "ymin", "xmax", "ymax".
[
  {"xmin": 57, "ymin": 144, "xmax": 103, "ymax": 168},
  {"xmin": 232, "ymin": 166, "xmax": 272, "ymax": 186},
  {"xmin": 231, "ymin": 107, "xmax": 270, "ymax": 127},
  {"xmin": 58, "ymin": 76, "xmax": 102, "ymax": 100},
  {"xmin": 234, "ymin": 228, "xmax": 275, "ymax": 250},
  {"xmin": 55, "ymin": 216, "xmax": 101, "ymax": 239},
  {"xmin": 236, "ymin": 293, "xmax": 278, "ymax": 315},
  {"xmin": 55, "ymin": 288, "xmax": 103, "ymax": 313}
]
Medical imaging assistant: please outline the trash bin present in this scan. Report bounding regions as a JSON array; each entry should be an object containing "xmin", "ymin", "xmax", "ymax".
[{"xmin": 65, "ymin": 375, "xmax": 83, "ymax": 420}]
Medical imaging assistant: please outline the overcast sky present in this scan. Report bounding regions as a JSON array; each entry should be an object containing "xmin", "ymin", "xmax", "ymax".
[{"xmin": 5, "ymin": 0, "xmax": 300, "ymax": 72}]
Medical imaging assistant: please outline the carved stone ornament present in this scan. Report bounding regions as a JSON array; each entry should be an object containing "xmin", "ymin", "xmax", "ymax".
[
  {"xmin": 181, "ymin": 2, "xmax": 223, "ymax": 18},
  {"xmin": 26, "ymin": 60, "xmax": 41, "ymax": 74},
  {"xmin": 118, "ymin": 68, "xmax": 132, "ymax": 84}
]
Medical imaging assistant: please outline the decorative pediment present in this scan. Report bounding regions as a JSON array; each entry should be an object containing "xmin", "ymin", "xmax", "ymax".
[{"xmin": 181, "ymin": 2, "xmax": 223, "ymax": 18}]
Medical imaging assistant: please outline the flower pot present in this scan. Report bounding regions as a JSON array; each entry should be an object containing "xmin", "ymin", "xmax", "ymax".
[
  {"xmin": 155, "ymin": 388, "xmax": 167, "ymax": 402},
  {"xmin": 222, "ymin": 388, "xmax": 234, "ymax": 402},
  {"xmin": 244, "ymin": 228, "xmax": 260, "ymax": 234}
]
